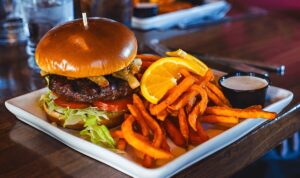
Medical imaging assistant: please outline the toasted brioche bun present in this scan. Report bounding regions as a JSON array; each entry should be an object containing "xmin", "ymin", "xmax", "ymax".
[
  {"xmin": 43, "ymin": 102, "xmax": 84, "ymax": 130},
  {"xmin": 35, "ymin": 18, "xmax": 137, "ymax": 78},
  {"xmin": 43, "ymin": 102, "xmax": 124, "ymax": 129}
]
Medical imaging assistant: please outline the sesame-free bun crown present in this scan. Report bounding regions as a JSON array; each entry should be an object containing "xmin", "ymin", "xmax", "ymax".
[{"xmin": 35, "ymin": 18, "xmax": 137, "ymax": 78}]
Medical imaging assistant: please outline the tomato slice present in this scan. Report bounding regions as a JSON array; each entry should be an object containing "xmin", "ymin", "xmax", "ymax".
[
  {"xmin": 54, "ymin": 97, "xmax": 90, "ymax": 109},
  {"xmin": 93, "ymin": 97, "xmax": 132, "ymax": 112}
]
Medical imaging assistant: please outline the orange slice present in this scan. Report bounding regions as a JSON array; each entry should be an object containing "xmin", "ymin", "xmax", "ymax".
[
  {"xmin": 141, "ymin": 53, "xmax": 208, "ymax": 104},
  {"xmin": 166, "ymin": 49, "xmax": 208, "ymax": 72}
]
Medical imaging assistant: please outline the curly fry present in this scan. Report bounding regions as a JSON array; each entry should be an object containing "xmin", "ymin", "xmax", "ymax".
[
  {"xmin": 188, "ymin": 85, "xmax": 208, "ymax": 131},
  {"xmin": 127, "ymin": 104, "xmax": 150, "ymax": 137},
  {"xmin": 121, "ymin": 115, "xmax": 173, "ymax": 159},
  {"xmin": 133, "ymin": 94, "xmax": 163, "ymax": 147}
]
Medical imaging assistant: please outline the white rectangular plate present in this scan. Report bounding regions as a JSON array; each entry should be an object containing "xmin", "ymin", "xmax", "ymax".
[
  {"xmin": 132, "ymin": 1, "xmax": 230, "ymax": 30},
  {"xmin": 5, "ymin": 85, "xmax": 293, "ymax": 178}
]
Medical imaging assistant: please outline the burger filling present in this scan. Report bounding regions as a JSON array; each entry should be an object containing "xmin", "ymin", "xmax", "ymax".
[
  {"xmin": 40, "ymin": 58, "xmax": 142, "ymax": 150},
  {"xmin": 40, "ymin": 58, "xmax": 142, "ymax": 103},
  {"xmin": 48, "ymin": 75, "xmax": 134, "ymax": 103}
]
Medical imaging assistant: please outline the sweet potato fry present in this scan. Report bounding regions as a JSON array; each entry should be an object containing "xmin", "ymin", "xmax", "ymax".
[
  {"xmin": 184, "ymin": 68, "xmax": 213, "ymax": 85},
  {"xmin": 205, "ymin": 106, "xmax": 277, "ymax": 119},
  {"xmin": 117, "ymin": 138, "xmax": 127, "ymax": 150},
  {"xmin": 142, "ymin": 61, "xmax": 154, "ymax": 70},
  {"xmin": 149, "ymin": 103, "xmax": 156, "ymax": 116},
  {"xmin": 167, "ymin": 108, "xmax": 178, "ymax": 117},
  {"xmin": 143, "ymin": 122, "xmax": 166, "ymax": 170},
  {"xmin": 215, "ymin": 122, "xmax": 237, "ymax": 128},
  {"xmin": 149, "ymin": 85, "xmax": 177, "ymax": 116},
  {"xmin": 188, "ymin": 85, "xmax": 208, "ymax": 131},
  {"xmin": 161, "ymin": 136, "xmax": 171, "ymax": 152},
  {"xmin": 200, "ymin": 115, "xmax": 239, "ymax": 124},
  {"xmin": 143, "ymin": 155, "xmax": 154, "ymax": 168},
  {"xmin": 127, "ymin": 104, "xmax": 150, "ymax": 137},
  {"xmin": 124, "ymin": 113, "xmax": 130, "ymax": 119},
  {"xmin": 189, "ymin": 130, "xmax": 207, "ymax": 145},
  {"xmin": 150, "ymin": 76, "xmax": 196, "ymax": 115},
  {"xmin": 133, "ymin": 94, "xmax": 163, "ymax": 147},
  {"xmin": 113, "ymin": 126, "xmax": 150, "ymax": 143},
  {"xmin": 203, "ymin": 69, "xmax": 214, "ymax": 82},
  {"xmin": 134, "ymin": 132, "xmax": 151, "ymax": 143},
  {"xmin": 178, "ymin": 108, "xmax": 189, "ymax": 142},
  {"xmin": 246, "ymin": 105, "xmax": 263, "ymax": 110},
  {"xmin": 196, "ymin": 121, "xmax": 209, "ymax": 141},
  {"xmin": 157, "ymin": 110, "xmax": 169, "ymax": 121},
  {"xmin": 179, "ymin": 68, "xmax": 200, "ymax": 83},
  {"xmin": 188, "ymin": 103, "xmax": 200, "ymax": 131},
  {"xmin": 110, "ymin": 130, "xmax": 124, "ymax": 138},
  {"xmin": 185, "ymin": 95, "xmax": 196, "ymax": 113},
  {"xmin": 136, "ymin": 54, "xmax": 161, "ymax": 61},
  {"xmin": 121, "ymin": 115, "xmax": 173, "ymax": 159},
  {"xmin": 159, "ymin": 122, "xmax": 171, "ymax": 152},
  {"xmin": 206, "ymin": 82, "xmax": 231, "ymax": 106},
  {"xmin": 205, "ymin": 86, "xmax": 226, "ymax": 106},
  {"xmin": 164, "ymin": 118, "xmax": 186, "ymax": 147},
  {"xmin": 190, "ymin": 85, "xmax": 208, "ymax": 115},
  {"xmin": 168, "ymin": 90, "xmax": 198, "ymax": 111},
  {"xmin": 179, "ymin": 68, "xmax": 192, "ymax": 78}
]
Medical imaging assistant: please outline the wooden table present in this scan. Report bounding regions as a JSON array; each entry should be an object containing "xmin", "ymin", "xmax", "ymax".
[{"xmin": 1, "ymin": 11, "xmax": 300, "ymax": 178}]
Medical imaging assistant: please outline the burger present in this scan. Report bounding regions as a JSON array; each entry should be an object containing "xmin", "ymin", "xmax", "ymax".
[{"xmin": 36, "ymin": 18, "xmax": 141, "ymax": 148}]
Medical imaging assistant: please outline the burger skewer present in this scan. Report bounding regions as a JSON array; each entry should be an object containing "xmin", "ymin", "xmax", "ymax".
[{"xmin": 82, "ymin": 12, "xmax": 88, "ymax": 29}]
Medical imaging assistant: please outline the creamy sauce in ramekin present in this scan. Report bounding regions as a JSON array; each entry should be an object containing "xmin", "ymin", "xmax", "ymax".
[{"xmin": 221, "ymin": 76, "xmax": 268, "ymax": 90}]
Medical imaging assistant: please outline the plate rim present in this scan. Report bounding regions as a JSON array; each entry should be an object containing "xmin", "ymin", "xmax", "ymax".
[{"xmin": 4, "ymin": 85, "xmax": 294, "ymax": 178}]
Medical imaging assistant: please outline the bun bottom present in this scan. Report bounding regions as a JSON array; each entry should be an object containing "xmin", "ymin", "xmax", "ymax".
[{"xmin": 42, "ymin": 102, "xmax": 124, "ymax": 130}]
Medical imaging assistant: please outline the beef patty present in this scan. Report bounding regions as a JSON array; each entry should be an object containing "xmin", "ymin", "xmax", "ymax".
[{"xmin": 48, "ymin": 75, "xmax": 133, "ymax": 103}]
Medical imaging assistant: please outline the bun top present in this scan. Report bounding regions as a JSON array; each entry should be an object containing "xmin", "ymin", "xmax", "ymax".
[{"xmin": 35, "ymin": 18, "xmax": 137, "ymax": 78}]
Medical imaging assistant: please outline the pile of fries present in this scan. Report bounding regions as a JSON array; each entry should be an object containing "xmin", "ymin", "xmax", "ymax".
[{"xmin": 111, "ymin": 54, "xmax": 277, "ymax": 168}]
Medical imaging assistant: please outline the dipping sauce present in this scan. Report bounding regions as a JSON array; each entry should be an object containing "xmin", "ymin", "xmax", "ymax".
[
  {"xmin": 221, "ymin": 76, "xmax": 268, "ymax": 91},
  {"xmin": 218, "ymin": 72, "xmax": 270, "ymax": 108}
]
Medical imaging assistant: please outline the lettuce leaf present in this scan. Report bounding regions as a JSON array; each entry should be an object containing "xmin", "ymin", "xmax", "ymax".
[
  {"xmin": 80, "ymin": 125, "xmax": 115, "ymax": 149},
  {"xmin": 41, "ymin": 91, "xmax": 116, "ymax": 149}
]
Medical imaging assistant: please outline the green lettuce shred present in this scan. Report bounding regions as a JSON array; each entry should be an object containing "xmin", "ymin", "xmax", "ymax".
[
  {"xmin": 45, "ymin": 75, "xmax": 50, "ymax": 86},
  {"xmin": 80, "ymin": 125, "xmax": 115, "ymax": 149},
  {"xmin": 41, "ymin": 92, "xmax": 116, "ymax": 149}
]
